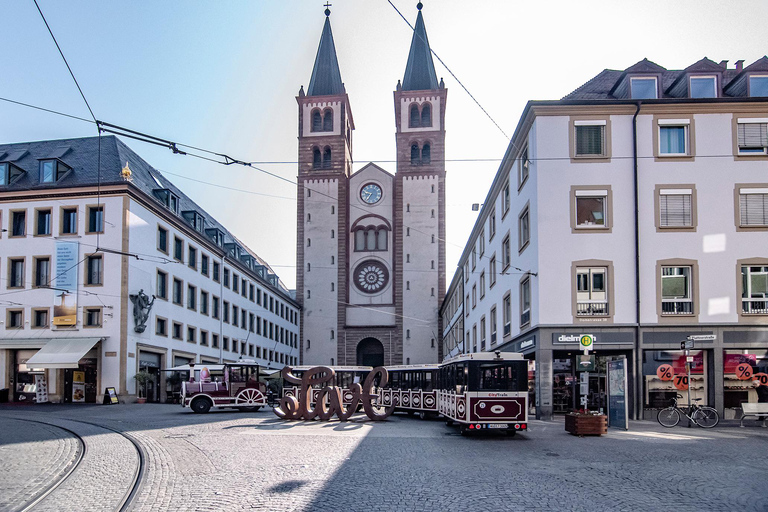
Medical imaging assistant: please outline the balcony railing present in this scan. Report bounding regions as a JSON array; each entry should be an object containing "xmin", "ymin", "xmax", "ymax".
[
  {"xmin": 742, "ymin": 299, "xmax": 768, "ymax": 315},
  {"xmin": 576, "ymin": 301, "xmax": 609, "ymax": 316},
  {"xmin": 661, "ymin": 300, "xmax": 693, "ymax": 315}
]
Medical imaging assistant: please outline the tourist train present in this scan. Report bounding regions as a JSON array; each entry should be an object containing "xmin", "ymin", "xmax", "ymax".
[{"xmin": 181, "ymin": 361, "xmax": 270, "ymax": 413}]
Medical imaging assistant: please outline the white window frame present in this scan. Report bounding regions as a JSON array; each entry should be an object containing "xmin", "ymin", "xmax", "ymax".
[
  {"xmin": 738, "ymin": 188, "xmax": 768, "ymax": 227},
  {"xmin": 658, "ymin": 119, "xmax": 690, "ymax": 156},
  {"xmin": 659, "ymin": 188, "xmax": 693, "ymax": 227},
  {"xmin": 742, "ymin": 265, "xmax": 768, "ymax": 315},
  {"xmin": 661, "ymin": 266, "xmax": 693, "ymax": 315},
  {"xmin": 574, "ymin": 190, "xmax": 608, "ymax": 229},
  {"xmin": 574, "ymin": 121, "xmax": 606, "ymax": 157},
  {"xmin": 748, "ymin": 75, "xmax": 768, "ymax": 97},
  {"xmin": 630, "ymin": 76, "xmax": 658, "ymax": 99},
  {"xmin": 689, "ymin": 75, "xmax": 717, "ymax": 98},
  {"xmin": 736, "ymin": 118, "xmax": 768, "ymax": 155}
]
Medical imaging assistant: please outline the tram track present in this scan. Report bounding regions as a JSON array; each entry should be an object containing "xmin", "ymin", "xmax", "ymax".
[{"xmin": 9, "ymin": 416, "xmax": 145, "ymax": 512}]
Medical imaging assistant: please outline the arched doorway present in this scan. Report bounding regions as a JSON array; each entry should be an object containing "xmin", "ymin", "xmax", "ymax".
[{"xmin": 357, "ymin": 338, "xmax": 384, "ymax": 367}]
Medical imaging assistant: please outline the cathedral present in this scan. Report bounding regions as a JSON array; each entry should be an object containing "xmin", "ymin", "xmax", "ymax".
[{"xmin": 296, "ymin": 4, "xmax": 446, "ymax": 367}]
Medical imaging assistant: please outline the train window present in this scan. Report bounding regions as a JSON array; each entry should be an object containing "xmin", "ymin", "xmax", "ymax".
[
  {"xmin": 474, "ymin": 362, "xmax": 527, "ymax": 391},
  {"xmin": 424, "ymin": 371, "xmax": 433, "ymax": 392},
  {"xmin": 229, "ymin": 367, "xmax": 245, "ymax": 383}
]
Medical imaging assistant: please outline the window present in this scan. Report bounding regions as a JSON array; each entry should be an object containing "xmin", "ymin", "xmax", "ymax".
[
  {"xmin": 212, "ymin": 296, "xmax": 220, "ymax": 319},
  {"xmin": 690, "ymin": 76, "xmax": 716, "ymax": 98},
  {"xmin": 34, "ymin": 257, "xmax": 50, "ymax": 288},
  {"xmin": 200, "ymin": 254, "xmax": 209, "ymax": 276},
  {"xmin": 354, "ymin": 227, "xmax": 388, "ymax": 251},
  {"xmin": 213, "ymin": 261, "xmax": 220, "ymax": 282},
  {"xmin": 323, "ymin": 147, "xmax": 331, "ymax": 169},
  {"xmin": 173, "ymin": 278, "xmax": 183, "ymax": 305},
  {"xmin": 661, "ymin": 266, "xmax": 693, "ymax": 315},
  {"xmin": 86, "ymin": 255, "xmax": 103, "ymax": 285},
  {"xmin": 61, "ymin": 207, "xmax": 77, "ymax": 235},
  {"xmin": 156, "ymin": 270, "xmax": 168, "ymax": 299},
  {"xmin": 489, "ymin": 208, "xmax": 496, "ymax": 240},
  {"xmin": 742, "ymin": 266, "xmax": 768, "ymax": 315},
  {"xmin": 187, "ymin": 326, "xmax": 196, "ymax": 343},
  {"xmin": 472, "ymin": 284, "xmax": 477, "ymax": 309},
  {"xmin": 0, "ymin": 162, "xmax": 7, "ymax": 186},
  {"xmin": 422, "ymin": 143, "xmax": 431, "ymax": 164},
  {"xmin": 156, "ymin": 317, "xmax": 167, "ymax": 336},
  {"xmin": 479, "ymin": 231, "xmax": 485, "ymax": 256},
  {"xmin": 39, "ymin": 159, "xmax": 69, "ymax": 183},
  {"xmin": 157, "ymin": 227, "xmax": 168, "ymax": 253},
  {"xmin": 223, "ymin": 268, "xmax": 230, "ymax": 287},
  {"xmin": 480, "ymin": 317, "xmax": 486, "ymax": 351},
  {"xmin": 200, "ymin": 330, "xmax": 208, "ymax": 346},
  {"xmin": 736, "ymin": 120, "xmax": 768, "ymax": 155},
  {"xmin": 518, "ymin": 206, "xmax": 530, "ymax": 250},
  {"xmin": 9, "ymin": 258, "xmax": 24, "ymax": 288},
  {"xmin": 738, "ymin": 188, "xmax": 768, "ymax": 227},
  {"xmin": 471, "ymin": 247, "xmax": 476, "ymax": 270},
  {"xmin": 11, "ymin": 210, "xmax": 25, "ymax": 237},
  {"xmin": 573, "ymin": 189, "xmax": 609, "ymax": 229},
  {"xmin": 502, "ymin": 181, "xmax": 510, "ymax": 215},
  {"xmin": 232, "ymin": 305, "xmax": 238, "ymax": 326},
  {"xmin": 87, "ymin": 206, "xmax": 104, "ymax": 233},
  {"xmin": 658, "ymin": 188, "xmax": 693, "ymax": 228},
  {"xmin": 242, "ymin": 279, "xmax": 247, "ymax": 297},
  {"xmin": 630, "ymin": 77, "xmax": 658, "ymax": 99},
  {"xmin": 33, "ymin": 309, "xmax": 49, "ymax": 329},
  {"xmin": 249, "ymin": 284, "xmax": 254, "ymax": 301},
  {"xmin": 7, "ymin": 309, "xmax": 23, "ymax": 329},
  {"xmin": 36, "ymin": 209, "xmax": 51, "ymax": 235},
  {"xmin": 223, "ymin": 301, "xmax": 230, "ymax": 323},
  {"xmin": 187, "ymin": 284, "xmax": 196, "ymax": 310},
  {"xmin": 409, "ymin": 103, "xmax": 420, "ymax": 128},
  {"xmin": 85, "ymin": 308, "xmax": 102, "ymax": 327},
  {"xmin": 501, "ymin": 235, "xmax": 511, "ymax": 270},
  {"xmin": 312, "ymin": 110, "xmax": 322, "ymax": 132},
  {"xmin": 421, "ymin": 104, "xmax": 431, "ymax": 127},
  {"xmin": 212, "ymin": 334, "xmax": 219, "ymax": 348},
  {"xmin": 520, "ymin": 277, "xmax": 531, "ymax": 327},
  {"xmin": 479, "ymin": 272, "xmax": 485, "ymax": 298},
  {"xmin": 574, "ymin": 122, "xmax": 606, "ymax": 157},
  {"xmin": 519, "ymin": 144, "xmax": 529, "ymax": 186},
  {"xmin": 173, "ymin": 237, "xmax": 183, "ymax": 261},
  {"xmin": 576, "ymin": 267, "xmax": 608, "ymax": 316},
  {"xmin": 188, "ymin": 247, "xmax": 197, "ymax": 269},
  {"xmin": 232, "ymin": 273, "xmax": 239, "ymax": 293},
  {"xmin": 489, "ymin": 255, "xmax": 497, "ymax": 288},
  {"xmin": 749, "ymin": 76, "xmax": 768, "ymax": 97},
  {"xmin": 472, "ymin": 325, "xmax": 477, "ymax": 352},
  {"xmin": 658, "ymin": 119, "xmax": 690, "ymax": 156},
  {"xmin": 490, "ymin": 307, "xmax": 497, "ymax": 345}
]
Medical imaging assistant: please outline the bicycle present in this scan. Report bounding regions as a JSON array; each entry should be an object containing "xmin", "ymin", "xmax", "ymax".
[{"xmin": 657, "ymin": 394, "xmax": 719, "ymax": 428}]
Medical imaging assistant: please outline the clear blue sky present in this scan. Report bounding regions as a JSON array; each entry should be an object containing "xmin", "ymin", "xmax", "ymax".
[{"xmin": 2, "ymin": 0, "xmax": 766, "ymax": 289}]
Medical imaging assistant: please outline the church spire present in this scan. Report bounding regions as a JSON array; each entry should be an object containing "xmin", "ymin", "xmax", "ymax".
[
  {"xmin": 401, "ymin": 2, "xmax": 438, "ymax": 91},
  {"xmin": 307, "ymin": 7, "xmax": 344, "ymax": 96}
]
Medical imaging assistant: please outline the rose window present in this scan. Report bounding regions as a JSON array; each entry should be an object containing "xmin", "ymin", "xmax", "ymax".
[{"xmin": 354, "ymin": 260, "xmax": 389, "ymax": 293}]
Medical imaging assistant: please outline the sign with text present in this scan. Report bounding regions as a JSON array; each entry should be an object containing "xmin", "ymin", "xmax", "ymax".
[
  {"xmin": 53, "ymin": 241, "xmax": 79, "ymax": 325},
  {"xmin": 104, "ymin": 387, "xmax": 119, "ymax": 405}
]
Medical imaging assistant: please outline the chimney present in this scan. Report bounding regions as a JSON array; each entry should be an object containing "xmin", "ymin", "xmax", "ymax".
[
  {"xmin": 719, "ymin": 60, "xmax": 728, "ymax": 69},
  {"xmin": 735, "ymin": 60, "xmax": 745, "ymax": 72}
]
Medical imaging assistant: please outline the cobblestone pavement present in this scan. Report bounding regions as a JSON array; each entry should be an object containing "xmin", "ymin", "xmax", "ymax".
[{"xmin": 1, "ymin": 404, "xmax": 767, "ymax": 511}]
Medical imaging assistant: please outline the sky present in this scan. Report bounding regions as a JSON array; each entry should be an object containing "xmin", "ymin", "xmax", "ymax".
[{"xmin": 2, "ymin": 0, "xmax": 767, "ymax": 290}]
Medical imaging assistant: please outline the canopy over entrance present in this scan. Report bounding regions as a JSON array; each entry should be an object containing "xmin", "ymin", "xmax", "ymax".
[{"xmin": 26, "ymin": 337, "xmax": 103, "ymax": 369}]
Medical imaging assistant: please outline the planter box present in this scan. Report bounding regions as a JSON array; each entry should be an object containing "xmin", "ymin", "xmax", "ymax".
[{"xmin": 565, "ymin": 413, "xmax": 607, "ymax": 436}]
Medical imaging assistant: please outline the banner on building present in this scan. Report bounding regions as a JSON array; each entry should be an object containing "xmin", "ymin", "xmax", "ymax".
[{"xmin": 53, "ymin": 241, "xmax": 79, "ymax": 326}]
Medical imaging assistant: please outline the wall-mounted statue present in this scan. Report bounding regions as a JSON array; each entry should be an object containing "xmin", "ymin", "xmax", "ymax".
[
  {"xmin": 274, "ymin": 366, "xmax": 394, "ymax": 421},
  {"xmin": 129, "ymin": 289, "xmax": 155, "ymax": 333}
]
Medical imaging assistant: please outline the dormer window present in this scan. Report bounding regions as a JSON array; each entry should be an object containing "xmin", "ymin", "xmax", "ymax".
[
  {"xmin": 0, "ymin": 162, "xmax": 25, "ymax": 186},
  {"xmin": 205, "ymin": 227, "xmax": 225, "ymax": 247},
  {"xmin": 749, "ymin": 75, "xmax": 768, "ymax": 97},
  {"xmin": 182, "ymin": 210, "xmax": 205, "ymax": 232},
  {"xmin": 153, "ymin": 189, "xmax": 179, "ymax": 214},
  {"xmin": 630, "ymin": 77, "xmax": 658, "ymax": 99},
  {"xmin": 38, "ymin": 159, "xmax": 71, "ymax": 183},
  {"xmin": 689, "ymin": 76, "xmax": 717, "ymax": 98}
]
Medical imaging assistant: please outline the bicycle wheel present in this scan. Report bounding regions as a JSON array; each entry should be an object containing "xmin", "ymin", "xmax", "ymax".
[
  {"xmin": 657, "ymin": 407, "xmax": 681, "ymax": 427},
  {"xmin": 693, "ymin": 407, "xmax": 719, "ymax": 428}
]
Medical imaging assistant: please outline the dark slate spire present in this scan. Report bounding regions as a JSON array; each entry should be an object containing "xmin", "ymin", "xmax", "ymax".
[
  {"xmin": 307, "ymin": 11, "xmax": 344, "ymax": 96},
  {"xmin": 402, "ymin": 3, "xmax": 438, "ymax": 91}
]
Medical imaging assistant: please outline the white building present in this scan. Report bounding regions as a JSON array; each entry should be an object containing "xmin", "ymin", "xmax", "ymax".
[
  {"xmin": 442, "ymin": 56, "xmax": 768, "ymax": 420},
  {"xmin": 0, "ymin": 135, "xmax": 299, "ymax": 404}
]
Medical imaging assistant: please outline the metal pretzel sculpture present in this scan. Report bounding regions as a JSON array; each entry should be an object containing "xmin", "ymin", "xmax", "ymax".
[{"xmin": 274, "ymin": 366, "xmax": 395, "ymax": 421}]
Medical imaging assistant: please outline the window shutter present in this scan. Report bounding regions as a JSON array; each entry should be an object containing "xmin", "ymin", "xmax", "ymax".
[
  {"xmin": 576, "ymin": 125, "xmax": 604, "ymax": 156},
  {"xmin": 738, "ymin": 123, "xmax": 768, "ymax": 149},
  {"xmin": 740, "ymin": 193, "xmax": 768, "ymax": 226},
  {"xmin": 660, "ymin": 194, "xmax": 692, "ymax": 227}
]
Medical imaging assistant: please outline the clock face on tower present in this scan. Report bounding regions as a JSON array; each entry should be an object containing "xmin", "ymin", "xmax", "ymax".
[
  {"xmin": 353, "ymin": 260, "xmax": 389, "ymax": 294},
  {"xmin": 360, "ymin": 183, "xmax": 382, "ymax": 204}
]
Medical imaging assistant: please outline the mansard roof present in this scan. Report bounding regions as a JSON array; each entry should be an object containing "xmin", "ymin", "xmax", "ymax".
[
  {"xmin": 307, "ymin": 15, "xmax": 344, "ymax": 96},
  {"xmin": 401, "ymin": 7, "xmax": 438, "ymax": 91}
]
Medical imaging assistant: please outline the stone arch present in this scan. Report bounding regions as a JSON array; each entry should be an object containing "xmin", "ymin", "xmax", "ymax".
[{"xmin": 357, "ymin": 337, "xmax": 384, "ymax": 367}]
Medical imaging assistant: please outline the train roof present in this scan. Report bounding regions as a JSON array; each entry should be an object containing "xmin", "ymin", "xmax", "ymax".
[
  {"xmin": 441, "ymin": 352, "xmax": 525, "ymax": 365},
  {"xmin": 386, "ymin": 364, "xmax": 440, "ymax": 371},
  {"xmin": 288, "ymin": 365, "xmax": 372, "ymax": 372}
]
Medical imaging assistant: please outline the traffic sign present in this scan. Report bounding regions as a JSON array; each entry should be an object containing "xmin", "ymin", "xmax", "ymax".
[
  {"xmin": 580, "ymin": 334, "xmax": 595, "ymax": 353},
  {"xmin": 687, "ymin": 334, "xmax": 716, "ymax": 341},
  {"xmin": 681, "ymin": 340, "xmax": 694, "ymax": 350}
]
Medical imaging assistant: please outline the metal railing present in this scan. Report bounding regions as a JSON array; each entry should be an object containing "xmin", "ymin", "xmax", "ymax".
[
  {"xmin": 661, "ymin": 300, "xmax": 693, "ymax": 315},
  {"xmin": 576, "ymin": 301, "xmax": 609, "ymax": 316},
  {"xmin": 742, "ymin": 299, "xmax": 768, "ymax": 315}
]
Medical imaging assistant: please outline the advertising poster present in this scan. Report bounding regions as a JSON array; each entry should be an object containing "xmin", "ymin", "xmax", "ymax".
[
  {"xmin": 54, "ymin": 241, "xmax": 79, "ymax": 325},
  {"xmin": 607, "ymin": 358, "xmax": 628, "ymax": 430},
  {"xmin": 34, "ymin": 374, "xmax": 49, "ymax": 403},
  {"xmin": 72, "ymin": 370, "xmax": 85, "ymax": 403}
]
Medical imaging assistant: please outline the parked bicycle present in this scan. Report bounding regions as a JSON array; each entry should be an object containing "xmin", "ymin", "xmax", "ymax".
[{"xmin": 657, "ymin": 394, "xmax": 719, "ymax": 428}]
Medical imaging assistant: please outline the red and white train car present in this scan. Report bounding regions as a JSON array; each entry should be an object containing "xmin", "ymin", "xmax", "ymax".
[
  {"xmin": 438, "ymin": 352, "xmax": 528, "ymax": 435},
  {"xmin": 182, "ymin": 362, "xmax": 269, "ymax": 413},
  {"xmin": 379, "ymin": 365, "xmax": 440, "ymax": 419}
]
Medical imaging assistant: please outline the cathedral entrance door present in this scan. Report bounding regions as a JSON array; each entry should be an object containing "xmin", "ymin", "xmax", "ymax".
[{"xmin": 357, "ymin": 338, "xmax": 384, "ymax": 367}]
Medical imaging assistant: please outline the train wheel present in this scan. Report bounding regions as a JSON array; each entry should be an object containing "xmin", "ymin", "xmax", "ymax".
[
  {"xmin": 191, "ymin": 397, "xmax": 211, "ymax": 414},
  {"xmin": 418, "ymin": 411, "xmax": 427, "ymax": 420}
]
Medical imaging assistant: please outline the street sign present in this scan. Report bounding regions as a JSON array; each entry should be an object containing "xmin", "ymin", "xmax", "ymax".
[
  {"xmin": 687, "ymin": 334, "xmax": 716, "ymax": 341},
  {"xmin": 681, "ymin": 340, "xmax": 694, "ymax": 350},
  {"xmin": 580, "ymin": 334, "xmax": 595, "ymax": 353}
]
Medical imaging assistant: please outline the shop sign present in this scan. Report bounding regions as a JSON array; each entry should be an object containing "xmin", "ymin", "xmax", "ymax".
[
  {"xmin": 724, "ymin": 353, "xmax": 757, "ymax": 374},
  {"xmin": 735, "ymin": 363, "xmax": 754, "ymax": 380},
  {"xmin": 520, "ymin": 339, "xmax": 535, "ymax": 350},
  {"xmin": 656, "ymin": 364, "xmax": 674, "ymax": 381},
  {"xmin": 553, "ymin": 332, "xmax": 634, "ymax": 345},
  {"xmin": 72, "ymin": 371, "xmax": 86, "ymax": 402},
  {"xmin": 53, "ymin": 241, "xmax": 79, "ymax": 326}
]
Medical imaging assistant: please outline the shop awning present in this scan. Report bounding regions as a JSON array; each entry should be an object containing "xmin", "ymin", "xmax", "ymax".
[
  {"xmin": 26, "ymin": 337, "xmax": 103, "ymax": 369},
  {"xmin": 0, "ymin": 338, "xmax": 48, "ymax": 349}
]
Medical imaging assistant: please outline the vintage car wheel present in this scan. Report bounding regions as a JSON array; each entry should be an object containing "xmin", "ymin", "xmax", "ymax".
[
  {"xmin": 235, "ymin": 388, "xmax": 264, "ymax": 407},
  {"xmin": 191, "ymin": 397, "xmax": 212, "ymax": 414}
]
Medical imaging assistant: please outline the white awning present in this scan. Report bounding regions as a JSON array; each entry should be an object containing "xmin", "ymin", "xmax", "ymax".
[
  {"xmin": 0, "ymin": 339, "xmax": 48, "ymax": 349},
  {"xmin": 26, "ymin": 337, "xmax": 103, "ymax": 369}
]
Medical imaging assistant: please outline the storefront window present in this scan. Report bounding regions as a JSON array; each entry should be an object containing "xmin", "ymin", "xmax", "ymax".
[
  {"xmin": 643, "ymin": 350, "xmax": 706, "ymax": 410},
  {"xmin": 723, "ymin": 350, "xmax": 768, "ymax": 418},
  {"xmin": 553, "ymin": 358, "xmax": 574, "ymax": 413}
]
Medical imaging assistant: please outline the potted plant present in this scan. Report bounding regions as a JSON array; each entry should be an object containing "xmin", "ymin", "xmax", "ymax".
[
  {"xmin": 565, "ymin": 409, "xmax": 607, "ymax": 437},
  {"xmin": 133, "ymin": 370, "xmax": 152, "ymax": 403}
]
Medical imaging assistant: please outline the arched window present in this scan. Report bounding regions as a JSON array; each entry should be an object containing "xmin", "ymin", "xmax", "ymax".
[
  {"xmin": 421, "ymin": 103, "xmax": 431, "ymax": 127},
  {"xmin": 323, "ymin": 147, "xmax": 331, "ymax": 169},
  {"xmin": 365, "ymin": 228, "xmax": 377, "ymax": 250},
  {"xmin": 409, "ymin": 103, "xmax": 420, "ymax": 127},
  {"xmin": 312, "ymin": 110, "xmax": 322, "ymax": 132},
  {"xmin": 377, "ymin": 229, "xmax": 387, "ymax": 250},
  {"xmin": 355, "ymin": 230, "xmax": 366, "ymax": 251},
  {"xmin": 422, "ymin": 143, "xmax": 431, "ymax": 164},
  {"xmin": 323, "ymin": 109, "xmax": 333, "ymax": 131},
  {"xmin": 411, "ymin": 143, "xmax": 420, "ymax": 165},
  {"xmin": 312, "ymin": 148, "xmax": 321, "ymax": 169}
]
